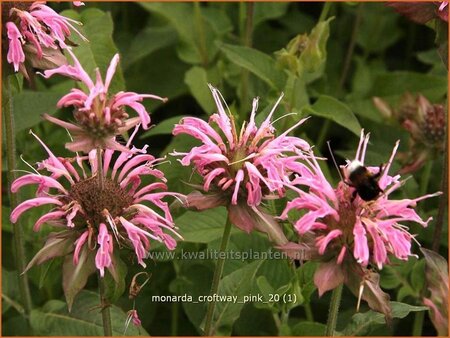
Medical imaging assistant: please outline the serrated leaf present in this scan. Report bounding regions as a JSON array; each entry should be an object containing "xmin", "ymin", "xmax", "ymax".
[
  {"xmin": 220, "ymin": 43, "xmax": 286, "ymax": 90},
  {"xmin": 30, "ymin": 290, "xmax": 147, "ymax": 336},
  {"xmin": 303, "ymin": 95, "xmax": 361, "ymax": 136},
  {"xmin": 343, "ymin": 302, "xmax": 428, "ymax": 336},
  {"xmin": 62, "ymin": 246, "xmax": 96, "ymax": 312}
]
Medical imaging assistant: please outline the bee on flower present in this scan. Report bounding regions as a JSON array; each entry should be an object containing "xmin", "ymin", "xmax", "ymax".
[{"xmin": 280, "ymin": 130, "xmax": 441, "ymax": 318}]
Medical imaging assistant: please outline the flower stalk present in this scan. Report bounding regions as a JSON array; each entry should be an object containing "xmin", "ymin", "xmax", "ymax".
[
  {"xmin": 325, "ymin": 283, "xmax": 343, "ymax": 336},
  {"xmin": 4, "ymin": 77, "xmax": 33, "ymax": 315},
  {"xmin": 203, "ymin": 216, "xmax": 233, "ymax": 336},
  {"xmin": 98, "ymin": 273, "xmax": 113, "ymax": 336}
]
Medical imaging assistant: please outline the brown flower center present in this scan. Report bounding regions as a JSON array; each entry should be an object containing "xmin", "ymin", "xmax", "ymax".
[{"xmin": 69, "ymin": 176, "xmax": 133, "ymax": 226}]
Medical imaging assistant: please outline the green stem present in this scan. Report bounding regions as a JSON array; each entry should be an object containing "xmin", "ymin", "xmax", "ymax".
[
  {"xmin": 194, "ymin": 2, "xmax": 209, "ymax": 67},
  {"xmin": 98, "ymin": 274, "xmax": 113, "ymax": 336},
  {"xmin": 203, "ymin": 216, "xmax": 233, "ymax": 336},
  {"xmin": 325, "ymin": 283, "xmax": 343, "ymax": 336},
  {"xmin": 4, "ymin": 77, "xmax": 33, "ymax": 315},
  {"xmin": 419, "ymin": 160, "xmax": 433, "ymax": 196},
  {"xmin": 318, "ymin": 2, "xmax": 332, "ymax": 23},
  {"xmin": 240, "ymin": 2, "xmax": 254, "ymax": 119},
  {"xmin": 338, "ymin": 3, "xmax": 363, "ymax": 93},
  {"xmin": 304, "ymin": 301, "xmax": 314, "ymax": 322},
  {"xmin": 171, "ymin": 302, "xmax": 179, "ymax": 336},
  {"xmin": 412, "ymin": 310, "xmax": 425, "ymax": 336}
]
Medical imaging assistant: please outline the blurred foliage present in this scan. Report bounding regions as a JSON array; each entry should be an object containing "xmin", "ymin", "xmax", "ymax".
[{"xmin": 2, "ymin": 2, "xmax": 447, "ymax": 336}]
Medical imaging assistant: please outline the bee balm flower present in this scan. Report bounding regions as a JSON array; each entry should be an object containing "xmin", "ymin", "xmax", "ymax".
[
  {"xmin": 11, "ymin": 130, "xmax": 182, "ymax": 280},
  {"xmin": 172, "ymin": 85, "xmax": 313, "ymax": 245},
  {"xmin": 3, "ymin": 1, "xmax": 86, "ymax": 77},
  {"xmin": 280, "ymin": 130, "xmax": 441, "ymax": 316},
  {"xmin": 40, "ymin": 49, "xmax": 167, "ymax": 153}
]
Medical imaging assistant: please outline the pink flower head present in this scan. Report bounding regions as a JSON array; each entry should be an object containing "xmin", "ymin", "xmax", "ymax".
[
  {"xmin": 281, "ymin": 129, "xmax": 441, "ymax": 270},
  {"xmin": 11, "ymin": 128, "xmax": 183, "ymax": 276},
  {"xmin": 4, "ymin": 1, "xmax": 87, "ymax": 76},
  {"xmin": 172, "ymin": 85, "xmax": 313, "ymax": 243},
  {"xmin": 40, "ymin": 49, "xmax": 167, "ymax": 153},
  {"xmin": 280, "ymin": 130, "xmax": 441, "ymax": 318}
]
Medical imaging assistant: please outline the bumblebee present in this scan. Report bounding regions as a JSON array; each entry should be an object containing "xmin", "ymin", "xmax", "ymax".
[{"xmin": 346, "ymin": 160, "xmax": 384, "ymax": 201}]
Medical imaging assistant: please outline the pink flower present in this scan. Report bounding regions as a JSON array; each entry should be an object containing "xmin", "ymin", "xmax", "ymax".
[
  {"xmin": 280, "ymin": 130, "xmax": 441, "ymax": 317},
  {"xmin": 11, "ymin": 128, "xmax": 183, "ymax": 276},
  {"xmin": 172, "ymin": 85, "xmax": 313, "ymax": 244},
  {"xmin": 4, "ymin": 1, "xmax": 86, "ymax": 77},
  {"xmin": 282, "ymin": 130, "xmax": 440, "ymax": 269},
  {"xmin": 40, "ymin": 49, "xmax": 167, "ymax": 153}
]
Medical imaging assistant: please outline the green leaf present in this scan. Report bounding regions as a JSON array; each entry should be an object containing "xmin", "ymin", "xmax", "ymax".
[
  {"xmin": 140, "ymin": 3, "xmax": 231, "ymax": 65},
  {"xmin": 343, "ymin": 302, "xmax": 428, "ymax": 336},
  {"xmin": 24, "ymin": 231, "xmax": 77, "ymax": 274},
  {"xmin": 176, "ymin": 207, "xmax": 235, "ymax": 243},
  {"xmin": 123, "ymin": 25, "xmax": 177, "ymax": 70},
  {"xmin": 253, "ymin": 3, "xmax": 290, "ymax": 27},
  {"xmin": 303, "ymin": 95, "xmax": 361, "ymax": 136},
  {"xmin": 30, "ymin": 290, "xmax": 148, "ymax": 336},
  {"xmin": 220, "ymin": 43, "xmax": 286, "ymax": 90},
  {"xmin": 62, "ymin": 246, "xmax": 96, "ymax": 312},
  {"xmin": 61, "ymin": 8, "xmax": 125, "ymax": 93},
  {"xmin": 209, "ymin": 260, "xmax": 264, "ymax": 335},
  {"xmin": 141, "ymin": 115, "xmax": 183, "ymax": 138},
  {"xmin": 2, "ymin": 269, "xmax": 23, "ymax": 315},
  {"xmin": 356, "ymin": 4, "xmax": 402, "ymax": 54},
  {"xmin": 370, "ymin": 72, "xmax": 447, "ymax": 100},
  {"xmin": 291, "ymin": 321, "xmax": 326, "ymax": 336},
  {"xmin": 348, "ymin": 71, "xmax": 447, "ymax": 123},
  {"xmin": 11, "ymin": 91, "xmax": 62, "ymax": 132},
  {"xmin": 410, "ymin": 259, "xmax": 426, "ymax": 292},
  {"xmin": 104, "ymin": 252, "xmax": 128, "ymax": 303},
  {"xmin": 185, "ymin": 67, "xmax": 216, "ymax": 113},
  {"xmin": 256, "ymin": 275, "xmax": 275, "ymax": 303},
  {"xmin": 171, "ymin": 263, "xmax": 212, "ymax": 333}
]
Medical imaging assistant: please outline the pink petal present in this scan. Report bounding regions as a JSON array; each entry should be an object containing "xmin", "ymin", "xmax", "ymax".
[
  {"xmin": 6, "ymin": 22, "xmax": 25, "ymax": 72},
  {"xmin": 11, "ymin": 197, "xmax": 63, "ymax": 223},
  {"xmin": 73, "ymin": 230, "xmax": 89, "ymax": 265}
]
